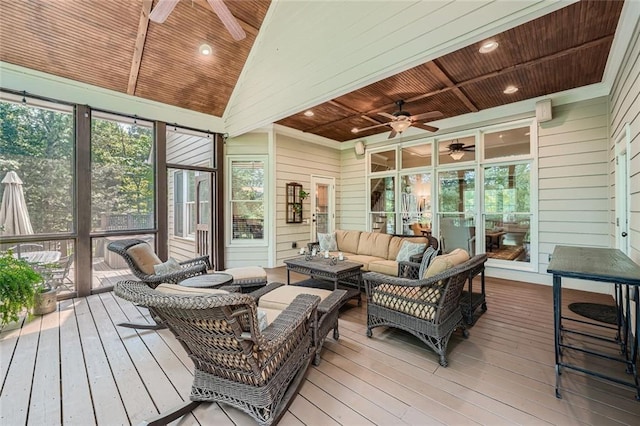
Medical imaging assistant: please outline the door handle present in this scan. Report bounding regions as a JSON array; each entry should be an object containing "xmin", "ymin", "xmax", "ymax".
[{"xmin": 621, "ymin": 232, "xmax": 628, "ymax": 237}]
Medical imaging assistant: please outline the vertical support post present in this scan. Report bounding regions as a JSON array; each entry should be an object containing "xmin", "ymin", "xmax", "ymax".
[
  {"xmin": 75, "ymin": 105, "xmax": 91, "ymax": 297},
  {"xmin": 156, "ymin": 122, "xmax": 168, "ymax": 261}
]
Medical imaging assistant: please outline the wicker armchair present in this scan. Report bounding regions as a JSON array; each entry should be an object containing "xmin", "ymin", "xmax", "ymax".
[
  {"xmin": 363, "ymin": 254, "xmax": 488, "ymax": 366},
  {"xmin": 106, "ymin": 238, "xmax": 210, "ymax": 287},
  {"xmin": 114, "ymin": 280, "xmax": 319, "ymax": 426}
]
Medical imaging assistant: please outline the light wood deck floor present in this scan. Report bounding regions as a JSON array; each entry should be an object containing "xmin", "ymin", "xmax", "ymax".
[{"xmin": 1, "ymin": 269, "xmax": 639, "ymax": 425}]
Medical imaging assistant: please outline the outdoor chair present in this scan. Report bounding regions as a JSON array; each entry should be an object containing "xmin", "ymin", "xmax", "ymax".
[
  {"xmin": 46, "ymin": 255, "xmax": 74, "ymax": 291},
  {"xmin": 106, "ymin": 238, "xmax": 210, "ymax": 287},
  {"xmin": 107, "ymin": 238, "xmax": 211, "ymax": 329},
  {"xmin": 363, "ymin": 254, "xmax": 488, "ymax": 366},
  {"xmin": 114, "ymin": 280, "xmax": 319, "ymax": 426}
]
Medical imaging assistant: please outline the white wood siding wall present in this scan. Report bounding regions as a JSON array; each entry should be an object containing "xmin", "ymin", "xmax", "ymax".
[
  {"xmin": 339, "ymin": 148, "xmax": 367, "ymax": 231},
  {"xmin": 224, "ymin": 133, "xmax": 270, "ymax": 268},
  {"xmin": 274, "ymin": 134, "xmax": 341, "ymax": 266},
  {"xmin": 533, "ymin": 97, "xmax": 610, "ymax": 292},
  {"xmin": 609, "ymin": 20, "xmax": 640, "ymax": 337},
  {"xmin": 610, "ymin": 21, "xmax": 640, "ymax": 263}
]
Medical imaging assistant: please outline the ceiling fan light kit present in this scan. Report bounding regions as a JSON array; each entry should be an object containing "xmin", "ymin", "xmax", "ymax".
[{"xmin": 449, "ymin": 151, "xmax": 465, "ymax": 161}]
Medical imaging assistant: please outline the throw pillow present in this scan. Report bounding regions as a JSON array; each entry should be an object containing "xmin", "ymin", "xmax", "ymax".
[
  {"xmin": 153, "ymin": 257, "xmax": 182, "ymax": 275},
  {"xmin": 257, "ymin": 309, "xmax": 269, "ymax": 331},
  {"xmin": 318, "ymin": 232, "xmax": 338, "ymax": 251},
  {"xmin": 395, "ymin": 240, "xmax": 426, "ymax": 262},
  {"xmin": 418, "ymin": 247, "xmax": 438, "ymax": 279}
]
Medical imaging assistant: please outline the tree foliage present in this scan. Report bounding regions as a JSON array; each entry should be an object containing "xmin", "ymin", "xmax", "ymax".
[{"xmin": 0, "ymin": 102, "xmax": 154, "ymax": 235}]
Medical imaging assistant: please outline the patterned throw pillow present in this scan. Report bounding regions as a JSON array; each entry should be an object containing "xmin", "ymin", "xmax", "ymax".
[
  {"xmin": 418, "ymin": 247, "xmax": 438, "ymax": 279},
  {"xmin": 395, "ymin": 241, "xmax": 426, "ymax": 262},
  {"xmin": 153, "ymin": 257, "xmax": 182, "ymax": 275},
  {"xmin": 318, "ymin": 232, "xmax": 338, "ymax": 251}
]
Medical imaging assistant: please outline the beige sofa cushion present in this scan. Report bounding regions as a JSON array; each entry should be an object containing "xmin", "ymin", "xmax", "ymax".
[
  {"xmin": 258, "ymin": 285, "xmax": 332, "ymax": 310},
  {"xmin": 347, "ymin": 254, "xmax": 383, "ymax": 271},
  {"xmin": 371, "ymin": 284, "xmax": 440, "ymax": 320},
  {"xmin": 335, "ymin": 230, "xmax": 361, "ymax": 254},
  {"xmin": 368, "ymin": 260, "xmax": 399, "ymax": 276},
  {"xmin": 424, "ymin": 248, "xmax": 469, "ymax": 278},
  {"xmin": 155, "ymin": 283, "xmax": 228, "ymax": 296},
  {"xmin": 388, "ymin": 236, "xmax": 428, "ymax": 260},
  {"xmin": 357, "ymin": 232, "xmax": 392, "ymax": 259},
  {"xmin": 126, "ymin": 243, "xmax": 162, "ymax": 275}
]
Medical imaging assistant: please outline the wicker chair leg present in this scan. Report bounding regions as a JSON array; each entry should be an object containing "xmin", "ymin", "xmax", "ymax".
[{"xmin": 141, "ymin": 400, "xmax": 200, "ymax": 426}]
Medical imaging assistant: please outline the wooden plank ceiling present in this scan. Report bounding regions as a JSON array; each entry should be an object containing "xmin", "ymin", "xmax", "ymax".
[
  {"xmin": 276, "ymin": 0, "xmax": 624, "ymax": 141},
  {"xmin": 0, "ymin": 1, "xmax": 624, "ymax": 141},
  {"xmin": 0, "ymin": 0, "xmax": 270, "ymax": 117}
]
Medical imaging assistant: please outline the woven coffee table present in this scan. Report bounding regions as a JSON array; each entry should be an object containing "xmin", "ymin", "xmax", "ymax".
[{"xmin": 284, "ymin": 256, "xmax": 363, "ymax": 305}]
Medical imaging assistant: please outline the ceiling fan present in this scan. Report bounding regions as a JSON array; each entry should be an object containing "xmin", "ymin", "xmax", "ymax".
[
  {"xmin": 352, "ymin": 100, "xmax": 443, "ymax": 139},
  {"xmin": 149, "ymin": 0, "xmax": 246, "ymax": 41},
  {"xmin": 448, "ymin": 141, "xmax": 475, "ymax": 160}
]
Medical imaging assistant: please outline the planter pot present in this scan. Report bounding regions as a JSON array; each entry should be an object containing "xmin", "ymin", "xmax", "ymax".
[{"xmin": 33, "ymin": 288, "xmax": 57, "ymax": 315}]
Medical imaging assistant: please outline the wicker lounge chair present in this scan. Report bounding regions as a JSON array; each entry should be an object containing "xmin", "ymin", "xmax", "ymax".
[
  {"xmin": 114, "ymin": 280, "xmax": 319, "ymax": 426},
  {"xmin": 363, "ymin": 254, "xmax": 487, "ymax": 366},
  {"xmin": 106, "ymin": 238, "xmax": 210, "ymax": 287}
]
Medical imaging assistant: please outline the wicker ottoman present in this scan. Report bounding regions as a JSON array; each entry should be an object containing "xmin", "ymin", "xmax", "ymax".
[
  {"xmin": 258, "ymin": 284, "xmax": 347, "ymax": 365},
  {"xmin": 223, "ymin": 266, "xmax": 268, "ymax": 292}
]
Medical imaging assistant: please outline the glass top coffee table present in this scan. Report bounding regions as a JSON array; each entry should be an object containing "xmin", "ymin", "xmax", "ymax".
[{"xmin": 284, "ymin": 255, "xmax": 363, "ymax": 305}]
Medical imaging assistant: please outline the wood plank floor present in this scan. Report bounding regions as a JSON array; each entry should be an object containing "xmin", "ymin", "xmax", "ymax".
[{"xmin": 1, "ymin": 269, "xmax": 639, "ymax": 425}]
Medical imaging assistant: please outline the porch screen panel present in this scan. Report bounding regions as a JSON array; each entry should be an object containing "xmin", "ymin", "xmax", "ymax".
[{"xmin": 90, "ymin": 114, "xmax": 155, "ymax": 232}]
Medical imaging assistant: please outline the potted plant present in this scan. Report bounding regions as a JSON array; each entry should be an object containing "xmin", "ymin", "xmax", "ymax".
[{"xmin": 0, "ymin": 251, "xmax": 43, "ymax": 325}]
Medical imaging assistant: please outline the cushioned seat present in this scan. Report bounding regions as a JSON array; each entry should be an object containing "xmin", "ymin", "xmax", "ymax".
[
  {"xmin": 223, "ymin": 266, "xmax": 268, "ymax": 292},
  {"xmin": 258, "ymin": 284, "xmax": 347, "ymax": 365}
]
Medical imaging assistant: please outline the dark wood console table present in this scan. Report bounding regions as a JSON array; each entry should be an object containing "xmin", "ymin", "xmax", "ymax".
[{"xmin": 547, "ymin": 246, "xmax": 640, "ymax": 400}]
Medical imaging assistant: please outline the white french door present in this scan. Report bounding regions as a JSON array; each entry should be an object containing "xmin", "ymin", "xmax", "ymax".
[
  {"xmin": 310, "ymin": 176, "xmax": 335, "ymax": 240},
  {"xmin": 615, "ymin": 125, "xmax": 630, "ymax": 255}
]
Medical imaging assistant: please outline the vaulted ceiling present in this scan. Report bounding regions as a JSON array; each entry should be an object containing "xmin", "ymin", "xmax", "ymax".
[{"xmin": 0, "ymin": 1, "xmax": 629, "ymax": 142}]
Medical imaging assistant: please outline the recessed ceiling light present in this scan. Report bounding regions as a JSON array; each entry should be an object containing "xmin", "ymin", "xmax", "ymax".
[
  {"xmin": 525, "ymin": 131, "xmax": 530, "ymax": 136},
  {"xmin": 303, "ymin": 110, "xmax": 314, "ymax": 117},
  {"xmin": 351, "ymin": 127, "xmax": 359, "ymax": 133},
  {"xmin": 199, "ymin": 43, "xmax": 212, "ymax": 56},
  {"xmin": 479, "ymin": 40, "xmax": 499, "ymax": 53},
  {"xmin": 503, "ymin": 85, "xmax": 519, "ymax": 94},
  {"xmin": 499, "ymin": 134, "xmax": 503, "ymax": 138}
]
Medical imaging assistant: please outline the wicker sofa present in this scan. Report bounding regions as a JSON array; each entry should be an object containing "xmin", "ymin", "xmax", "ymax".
[{"xmin": 309, "ymin": 230, "xmax": 429, "ymax": 276}]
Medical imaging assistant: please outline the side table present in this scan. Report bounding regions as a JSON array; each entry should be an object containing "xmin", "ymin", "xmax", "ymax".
[{"xmin": 180, "ymin": 273, "xmax": 233, "ymax": 289}]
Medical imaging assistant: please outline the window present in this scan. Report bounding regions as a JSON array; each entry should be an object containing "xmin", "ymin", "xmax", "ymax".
[
  {"xmin": 484, "ymin": 126, "xmax": 530, "ymax": 159},
  {"xmin": 483, "ymin": 163, "xmax": 531, "ymax": 262},
  {"xmin": 370, "ymin": 176, "xmax": 396, "ymax": 234},
  {"xmin": 229, "ymin": 158, "xmax": 266, "ymax": 241},
  {"xmin": 171, "ymin": 170, "xmax": 203, "ymax": 239},
  {"xmin": 400, "ymin": 173, "xmax": 432, "ymax": 234}
]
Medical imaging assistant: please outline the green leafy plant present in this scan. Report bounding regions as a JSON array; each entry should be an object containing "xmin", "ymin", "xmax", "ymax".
[
  {"xmin": 299, "ymin": 189, "xmax": 309, "ymax": 200},
  {"xmin": 0, "ymin": 251, "xmax": 42, "ymax": 325}
]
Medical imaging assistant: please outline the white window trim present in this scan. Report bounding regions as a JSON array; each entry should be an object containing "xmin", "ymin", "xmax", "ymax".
[{"xmin": 226, "ymin": 155, "xmax": 269, "ymax": 247}]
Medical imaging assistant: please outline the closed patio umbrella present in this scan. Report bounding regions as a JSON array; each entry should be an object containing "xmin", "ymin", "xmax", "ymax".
[{"xmin": 0, "ymin": 171, "xmax": 34, "ymax": 236}]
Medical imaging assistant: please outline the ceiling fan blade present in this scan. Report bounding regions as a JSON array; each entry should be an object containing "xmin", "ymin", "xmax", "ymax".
[
  {"xmin": 388, "ymin": 130, "xmax": 398, "ymax": 139},
  {"xmin": 410, "ymin": 111, "xmax": 443, "ymax": 121},
  {"xmin": 354, "ymin": 122, "xmax": 390, "ymax": 133},
  {"xmin": 378, "ymin": 112, "xmax": 396, "ymax": 120},
  {"xmin": 463, "ymin": 145, "xmax": 476, "ymax": 151},
  {"xmin": 412, "ymin": 123, "xmax": 439, "ymax": 133},
  {"xmin": 149, "ymin": 0, "xmax": 179, "ymax": 23},
  {"xmin": 207, "ymin": 0, "xmax": 246, "ymax": 41}
]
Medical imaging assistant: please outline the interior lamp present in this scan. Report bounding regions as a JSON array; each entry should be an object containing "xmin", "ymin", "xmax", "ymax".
[
  {"xmin": 389, "ymin": 119, "xmax": 411, "ymax": 133},
  {"xmin": 449, "ymin": 150, "xmax": 465, "ymax": 161}
]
